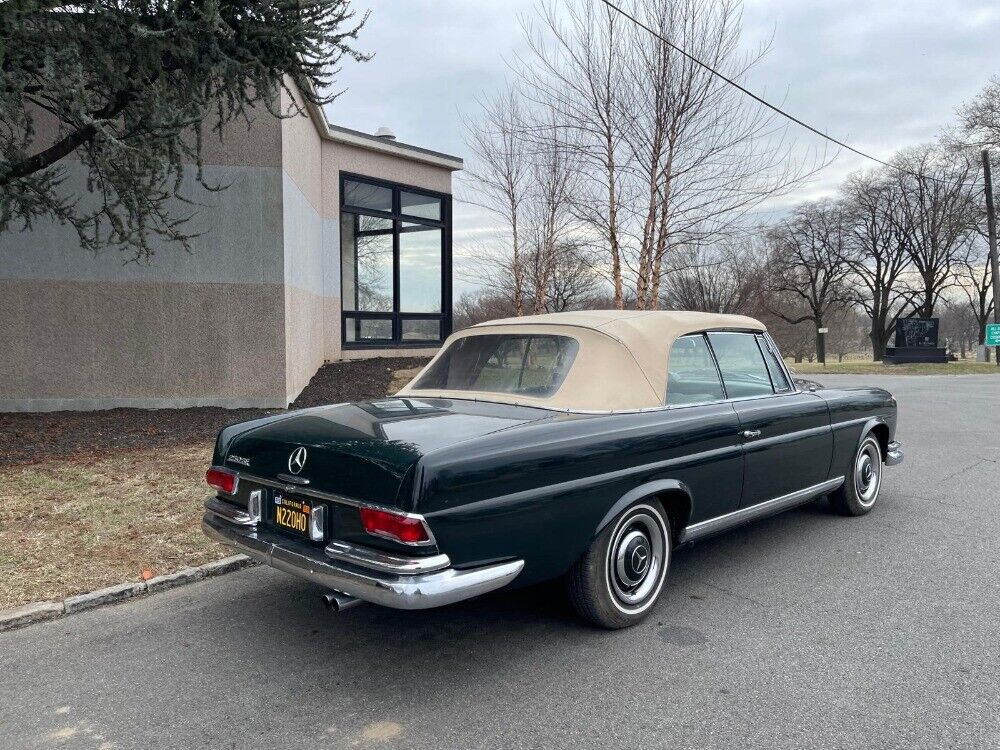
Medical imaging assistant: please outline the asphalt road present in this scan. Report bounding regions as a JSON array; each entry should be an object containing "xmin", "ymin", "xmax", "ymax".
[{"xmin": 2, "ymin": 375, "xmax": 998, "ymax": 750}]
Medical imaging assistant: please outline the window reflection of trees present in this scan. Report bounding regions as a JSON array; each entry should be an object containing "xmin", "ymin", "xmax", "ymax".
[{"xmin": 356, "ymin": 215, "xmax": 393, "ymax": 312}]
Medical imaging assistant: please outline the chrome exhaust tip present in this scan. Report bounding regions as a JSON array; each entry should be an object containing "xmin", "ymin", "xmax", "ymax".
[{"xmin": 322, "ymin": 590, "xmax": 362, "ymax": 612}]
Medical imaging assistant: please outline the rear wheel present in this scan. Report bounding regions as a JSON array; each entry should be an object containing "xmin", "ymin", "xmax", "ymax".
[
  {"xmin": 567, "ymin": 501, "xmax": 671, "ymax": 629},
  {"xmin": 829, "ymin": 433, "xmax": 883, "ymax": 516}
]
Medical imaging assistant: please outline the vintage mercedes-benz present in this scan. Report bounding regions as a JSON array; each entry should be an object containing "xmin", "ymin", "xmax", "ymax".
[{"xmin": 203, "ymin": 311, "xmax": 903, "ymax": 628}]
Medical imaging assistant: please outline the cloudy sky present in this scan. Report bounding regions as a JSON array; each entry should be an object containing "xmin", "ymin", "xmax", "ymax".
[{"xmin": 325, "ymin": 0, "xmax": 1000, "ymax": 296}]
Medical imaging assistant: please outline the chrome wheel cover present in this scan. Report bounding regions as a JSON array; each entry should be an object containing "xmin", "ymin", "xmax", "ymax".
[
  {"xmin": 604, "ymin": 504, "xmax": 669, "ymax": 615},
  {"xmin": 855, "ymin": 438, "xmax": 882, "ymax": 508}
]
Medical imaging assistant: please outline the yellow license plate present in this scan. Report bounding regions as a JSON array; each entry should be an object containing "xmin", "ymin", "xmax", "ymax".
[{"xmin": 273, "ymin": 495, "xmax": 311, "ymax": 538}]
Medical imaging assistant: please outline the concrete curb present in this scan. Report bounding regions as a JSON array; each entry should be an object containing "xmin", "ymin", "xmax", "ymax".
[{"xmin": 0, "ymin": 554, "xmax": 254, "ymax": 634}]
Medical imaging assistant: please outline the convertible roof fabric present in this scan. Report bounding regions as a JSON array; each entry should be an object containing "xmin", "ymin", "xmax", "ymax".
[{"xmin": 395, "ymin": 310, "xmax": 766, "ymax": 411}]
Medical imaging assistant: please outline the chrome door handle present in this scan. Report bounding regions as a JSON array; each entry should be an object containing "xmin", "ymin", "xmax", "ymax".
[{"xmin": 740, "ymin": 429, "xmax": 761, "ymax": 439}]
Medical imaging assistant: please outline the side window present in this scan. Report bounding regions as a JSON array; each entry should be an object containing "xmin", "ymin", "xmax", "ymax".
[
  {"xmin": 756, "ymin": 334, "xmax": 792, "ymax": 393},
  {"xmin": 666, "ymin": 334, "xmax": 725, "ymax": 406},
  {"xmin": 706, "ymin": 332, "xmax": 774, "ymax": 398}
]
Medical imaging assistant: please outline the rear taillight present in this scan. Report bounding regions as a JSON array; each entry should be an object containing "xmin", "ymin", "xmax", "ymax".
[
  {"xmin": 359, "ymin": 507, "xmax": 431, "ymax": 545},
  {"xmin": 206, "ymin": 467, "xmax": 238, "ymax": 495}
]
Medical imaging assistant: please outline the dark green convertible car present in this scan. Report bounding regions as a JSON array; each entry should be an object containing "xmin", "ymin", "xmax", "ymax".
[{"xmin": 203, "ymin": 310, "xmax": 903, "ymax": 628}]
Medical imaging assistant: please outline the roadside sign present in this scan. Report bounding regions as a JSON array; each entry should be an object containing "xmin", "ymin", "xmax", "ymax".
[
  {"xmin": 987, "ymin": 323, "xmax": 1000, "ymax": 346},
  {"xmin": 817, "ymin": 327, "xmax": 829, "ymax": 334}
]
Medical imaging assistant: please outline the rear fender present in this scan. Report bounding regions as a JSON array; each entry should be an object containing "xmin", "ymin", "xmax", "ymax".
[{"xmin": 595, "ymin": 479, "xmax": 693, "ymax": 543}]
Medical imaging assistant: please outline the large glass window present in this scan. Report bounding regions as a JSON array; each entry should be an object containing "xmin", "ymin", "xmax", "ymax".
[
  {"xmin": 666, "ymin": 335, "xmax": 725, "ymax": 406},
  {"xmin": 341, "ymin": 215, "xmax": 393, "ymax": 312},
  {"xmin": 707, "ymin": 332, "xmax": 775, "ymax": 398},
  {"xmin": 340, "ymin": 175, "xmax": 451, "ymax": 347},
  {"xmin": 412, "ymin": 334, "xmax": 579, "ymax": 398},
  {"xmin": 399, "ymin": 223, "xmax": 442, "ymax": 313}
]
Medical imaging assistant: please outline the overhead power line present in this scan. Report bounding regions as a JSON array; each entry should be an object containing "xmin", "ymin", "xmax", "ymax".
[{"xmin": 594, "ymin": 0, "xmax": 981, "ymax": 185}]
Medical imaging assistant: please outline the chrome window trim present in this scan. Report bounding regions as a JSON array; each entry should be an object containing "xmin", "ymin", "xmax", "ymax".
[
  {"xmin": 761, "ymin": 332, "xmax": 797, "ymax": 393},
  {"xmin": 704, "ymin": 330, "xmax": 780, "ymax": 401}
]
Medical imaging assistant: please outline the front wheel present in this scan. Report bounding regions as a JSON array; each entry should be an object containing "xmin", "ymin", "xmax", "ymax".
[
  {"xmin": 829, "ymin": 433, "xmax": 883, "ymax": 516},
  {"xmin": 567, "ymin": 501, "xmax": 671, "ymax": 629}
]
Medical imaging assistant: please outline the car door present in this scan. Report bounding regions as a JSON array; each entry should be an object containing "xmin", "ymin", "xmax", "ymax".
[
  {"xmin": 706, "ymin": 331, "xmax": 832, "ymax": 508},
  {"xmin": 664, "ymin": 334, "xmax": 744, "ymax": 523}
]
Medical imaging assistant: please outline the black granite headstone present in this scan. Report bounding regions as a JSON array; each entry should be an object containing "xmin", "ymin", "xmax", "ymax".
[
  {"xmin": 894, "ymin": 318, "xmax": 939, "ymax": 348},
  {"xmin": 885, "ymin": 317, "xmax": 948, "ymax": 363}
]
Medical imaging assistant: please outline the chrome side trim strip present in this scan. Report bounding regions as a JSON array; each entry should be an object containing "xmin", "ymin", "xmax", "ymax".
[
  {"xmin": 204, "ymin": 496, "xmax": 255, "ymax": 526},
  {"xmin": 325, "ymin": 540, "xmax": 451, "ymax": 575},
  {"xmin": 682, "ymin": 476, "xmax": 845, "ymax": 543}
]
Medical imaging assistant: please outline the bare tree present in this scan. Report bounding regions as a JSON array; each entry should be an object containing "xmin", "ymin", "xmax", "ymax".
[
  {"xmin": 955, "ymin": 232, "xmax": 995, "ymax": 355},
  {"xmin": 453, "ymin": 289, "xmax": 520, "ymax": 330},
  {"xmin": 841, "ymin": 170, "xmax": 915, "ymax": 359},
  {"xmin": 517, "ymin": 0, "xmax": 630, "ymax": 307},
  {"xmin": 891, "ymin": 144, "xmax": 979, "ymax": 318},
  {"xmin": 523, "ymin": 107, "xmax": 580, "ymax": 313},
  {"xmin": 659, "ymin": 235, "xmax": 768, "ymax": 314},
  {"xmin": 767, "ymin": 200, "xmax": 853, "ymax": 362},
  {"xmin": 960, "ymin": 75, "xmax": 1000, "ymax": 149},
  {"xmin": 544, "ymin": 242, "xmax": 603, "ymax": 311},
  {"xmin": 762, "ymin": 309, "xmax": 815, "ymax": 364},
  {"xmin": 461, "ymin": 88, "xmax": 531, "ymax": 315},
  {"xmin": 825, "ymin": 303, "xmax": 869, "ymax": 362},
  {"xmin": 939, "ymin": 297, "xmax": 979, "ymax": 358},
  {"xmin": 504, "ymin": 0, "xmax": 825, "ymax": 310}
]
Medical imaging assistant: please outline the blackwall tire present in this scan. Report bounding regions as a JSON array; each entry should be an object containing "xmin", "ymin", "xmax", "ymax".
[
  {"xmin": 829, "ymin": 434, "xmax": 883, "ymax": 516},
  {"xmin": 567, "ymin": 500, "xmax": 671, "ymax": 629}
]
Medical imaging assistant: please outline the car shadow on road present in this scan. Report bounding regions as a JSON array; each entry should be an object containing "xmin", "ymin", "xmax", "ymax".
[{"xmin": 185, "ymin": 495, "xmax": 861, "ymax": 706}]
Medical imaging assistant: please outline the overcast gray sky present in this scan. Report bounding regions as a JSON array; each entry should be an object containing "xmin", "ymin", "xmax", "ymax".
[{"xmin": 325, "ymin": 0, "xmax": 1000, "ymax": 296}]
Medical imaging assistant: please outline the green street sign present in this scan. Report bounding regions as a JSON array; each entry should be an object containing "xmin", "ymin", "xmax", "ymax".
[{"xmin": 987, "ymin": 323, "xmax": 1000, "ymax": 347}]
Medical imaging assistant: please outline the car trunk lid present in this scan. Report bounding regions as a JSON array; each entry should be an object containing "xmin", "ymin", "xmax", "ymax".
[{"xmin": 222, "ymin": 398, "xmax": 552, "ymax": 510}]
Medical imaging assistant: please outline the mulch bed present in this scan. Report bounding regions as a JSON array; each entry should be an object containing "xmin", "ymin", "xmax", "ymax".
[{"xmin": 0, "ymin": 357, "xmax": 430, "ymax": 467}]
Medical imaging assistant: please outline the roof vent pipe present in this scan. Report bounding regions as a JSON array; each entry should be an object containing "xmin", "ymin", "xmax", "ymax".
[{"xmin": 374, "ymin": 126, "xmax": 396, "ymax": 140}]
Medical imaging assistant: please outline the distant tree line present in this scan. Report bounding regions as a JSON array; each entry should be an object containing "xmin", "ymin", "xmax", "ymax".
[{"xmin": 458, "ymin": 0, "xmax": 997, "ymax": 362}]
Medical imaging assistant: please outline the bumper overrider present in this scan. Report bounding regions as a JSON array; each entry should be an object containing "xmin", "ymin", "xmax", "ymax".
[
  {"xmin": 886, "ymin": 440, "xmax": 904, "ymax": 467},
  {"xmin": 202, "ymin": 498, "xmax": 524, "ymax": 610}
]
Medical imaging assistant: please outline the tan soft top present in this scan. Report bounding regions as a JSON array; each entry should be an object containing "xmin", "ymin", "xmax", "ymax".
[{"xmin": 396, "ymin": 310, "xmax": 766, "ymax": 411}]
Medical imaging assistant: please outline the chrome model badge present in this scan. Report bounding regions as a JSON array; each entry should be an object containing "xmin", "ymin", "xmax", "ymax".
[
  {"xmin": 228, "ymin": 455, "xmax": 251, "ymax": 467},
  {"xmin": 288, "ymin": 446, "xmax": 308, "ymax": 475}
]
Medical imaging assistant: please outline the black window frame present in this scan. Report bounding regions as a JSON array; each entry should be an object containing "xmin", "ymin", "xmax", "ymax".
[{"xmin": 340, "ymin": 172, "xmax": 453, "ymax": 349}]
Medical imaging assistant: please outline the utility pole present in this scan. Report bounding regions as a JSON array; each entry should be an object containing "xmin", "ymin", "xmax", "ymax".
[{"xmin": 983, "ymin": 150, "xmax": 1000, "ymax": 366}]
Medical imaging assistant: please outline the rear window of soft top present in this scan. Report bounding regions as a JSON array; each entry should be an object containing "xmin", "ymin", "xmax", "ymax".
[{"xmin": 412, "ymin": 334, "xmax": 579, "ymax": 398}]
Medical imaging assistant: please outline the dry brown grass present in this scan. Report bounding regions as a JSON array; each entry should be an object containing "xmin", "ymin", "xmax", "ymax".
[{"xmin": 0, "ymin": 443, "xmax": 230, "ymax": 609}]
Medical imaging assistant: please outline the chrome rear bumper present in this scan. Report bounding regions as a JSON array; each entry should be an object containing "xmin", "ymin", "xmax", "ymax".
[
  {"xmin": 202, "ymin": 501, "xmax": 524, "ymax": 610},
  {"xmin": 886, "ymin": 441, "xmax": 904, "ymax": 466}
]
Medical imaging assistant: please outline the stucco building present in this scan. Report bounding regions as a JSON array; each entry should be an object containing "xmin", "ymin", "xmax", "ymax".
[{"xmin": 0, "ymin": 88, "xmax": 462, "ymax": 411}]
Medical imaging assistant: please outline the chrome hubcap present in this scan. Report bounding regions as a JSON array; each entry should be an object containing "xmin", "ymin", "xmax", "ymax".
[
  {"xmin": 606, "ymin": 507, "xmax": 668, "ymax": 613},
  {"xmin": 855, "ymin": 439, "xmax": 882, "ymax": 507}
]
